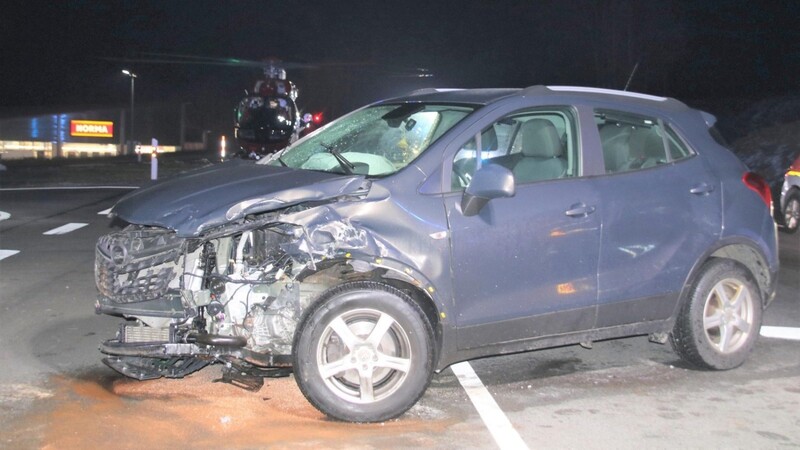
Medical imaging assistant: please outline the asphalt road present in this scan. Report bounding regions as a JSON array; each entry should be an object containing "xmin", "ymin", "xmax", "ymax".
[{"xmin": 0, "ymin": 187, "xmax": 798, "ymax": 449}]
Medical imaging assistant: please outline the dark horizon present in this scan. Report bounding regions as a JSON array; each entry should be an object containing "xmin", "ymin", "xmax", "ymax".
[{"xmin": 2, "ymin": 0, "xmax": 799, "ymax": 133}]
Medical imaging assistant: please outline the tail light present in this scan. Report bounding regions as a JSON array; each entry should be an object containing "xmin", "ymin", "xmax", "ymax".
[
  {"xmin": 742, "ymin": 172, "xmax": 772, "ymax": 208},
  {"xmin": 786, "ymin": 154, "xmax": 800, "ymax": 179},
  {"xmin": 790, "ymin": 154, "xmax": 800, "ymax": 172}
]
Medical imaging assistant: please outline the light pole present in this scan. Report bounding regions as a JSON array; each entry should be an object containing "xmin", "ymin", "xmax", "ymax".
[{"xmin": 121, "ymin": 69, "xmax": 137, "ymax": 155}]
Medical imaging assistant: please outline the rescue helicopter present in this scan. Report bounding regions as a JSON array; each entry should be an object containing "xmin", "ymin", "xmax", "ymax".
[
  {"xmin": 106, "ymin": 53, "xmax": 433, "ymax": 159},
  {"xmin": 106, "ymin": 53, "xmax": 325, "ymax": 158},
  {"xmin": 232, "ymin": 58, "xmax": 324, "ymax": 158}
]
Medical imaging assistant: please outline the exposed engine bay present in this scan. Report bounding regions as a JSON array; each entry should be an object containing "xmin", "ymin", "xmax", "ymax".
[{"xmin": 95, "ymin": 208, "xmax": 387, "ymax": 384}]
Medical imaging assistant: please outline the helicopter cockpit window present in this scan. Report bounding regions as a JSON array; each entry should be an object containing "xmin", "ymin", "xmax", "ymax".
[
  {"xmin": 237, "ymin": 95, "xmax": 295, "ymax": 129},
  {"xmin": 264, "ymin": 103, "xmax": 475, "ymax": 176}
]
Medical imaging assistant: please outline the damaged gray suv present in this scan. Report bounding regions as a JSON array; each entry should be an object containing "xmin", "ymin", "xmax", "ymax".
[{"xmin": 96, "ymin": 86, "xmax": 778, "ymax": 422}]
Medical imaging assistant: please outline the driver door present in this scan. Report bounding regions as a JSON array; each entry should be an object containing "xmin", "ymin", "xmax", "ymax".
[{"xmin": 444, "ymin": 108, "xmax": 602, "ymax": 350}]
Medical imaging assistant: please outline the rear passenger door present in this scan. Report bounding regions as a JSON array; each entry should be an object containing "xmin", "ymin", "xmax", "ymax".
[{"xmin": 591, "ymin": 109, "xmax": 722, "ymax": 328}]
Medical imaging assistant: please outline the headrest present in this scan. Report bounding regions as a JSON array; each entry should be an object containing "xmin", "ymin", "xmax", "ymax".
[
  {"xmin": 628, "ymin": 128, "xmax": 664, "ymax": 158},
  {"xmin": 520, "ymin": 119, "xmax": 562, "ymax": 158}
]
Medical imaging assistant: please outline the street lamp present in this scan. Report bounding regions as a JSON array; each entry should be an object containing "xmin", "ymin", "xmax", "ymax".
[{"xmin": 121, "ymin": 69, "xmax": 137, "ymax": 155}]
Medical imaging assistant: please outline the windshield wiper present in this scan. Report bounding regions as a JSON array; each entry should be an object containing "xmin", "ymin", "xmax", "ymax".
[{"xmin": 321, "ymin": 142, "xmax": 355, "ymax": 174}]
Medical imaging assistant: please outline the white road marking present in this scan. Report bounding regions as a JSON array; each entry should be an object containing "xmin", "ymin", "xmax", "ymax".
[
  {"xmin": 0, "ymin": 186, "xmax": 138, "ymax": 191},
  {"xmin": 0, "ymin": 211, "xmax": 9, "ymax": 222},
  {"xmin": 0, "ymin": 250, "xmax": 20, "ymax": 261},
  {"xmin": 97, "ymin": 207, "xmax": 113, "ymax": 215},
  {"xmin": 0, "ymin": 383, "xmax": 53, "ymax": 401},
  {"xmin": 43, "ymin": 223, "xmax": 89, "ymax": 235},
  {"xmin": 760, "ymin": 326, "xmax": 800, "ymax": 341},
  {"xmin": 451, "ymin": 361, "xmax": 529, "ymax": 450}
]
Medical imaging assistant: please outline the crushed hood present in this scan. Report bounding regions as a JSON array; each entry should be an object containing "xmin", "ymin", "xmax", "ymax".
[{"xmin": 112, "ymin": 160, "xmax": 367, "ymax": 237}]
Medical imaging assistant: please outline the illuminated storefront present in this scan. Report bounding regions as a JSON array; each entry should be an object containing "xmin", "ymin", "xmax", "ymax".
[
  {"xmin": 0, "ymin": 107, "xmax": 180, "ymax": 160},
  {"xmin": 0, "ymin": 110, "xmax": 122, "ymax": 160}
]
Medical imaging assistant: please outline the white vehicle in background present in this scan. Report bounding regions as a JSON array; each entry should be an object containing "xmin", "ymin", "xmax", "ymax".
[{"xmin": 780, "ymin": 153, "xmax": 800, "ymax": 233}]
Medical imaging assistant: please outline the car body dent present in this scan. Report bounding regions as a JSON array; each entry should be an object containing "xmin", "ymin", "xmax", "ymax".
[
  {"xmin": 271, "ymin": 203, "xmax": 450, "ymax": 311},
  {"xmin": 283, "ymin": 200, "xmax": 454, "ymax": 366},
  {"xmin": 112, "ymin": 160, "xmax": 367, "ymax": 237},
  {"xmin": 213, "ymin": 164, "xmax": 454, "ymax": 349}
]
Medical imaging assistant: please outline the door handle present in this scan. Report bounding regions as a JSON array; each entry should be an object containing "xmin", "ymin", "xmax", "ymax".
[
  {"xmin": 565, "ymin": 203, "xmax": 596, "ymax": 217},
  {"xmin": 690, "ymin": 182, "xmax": 715, "ymax": 196}
]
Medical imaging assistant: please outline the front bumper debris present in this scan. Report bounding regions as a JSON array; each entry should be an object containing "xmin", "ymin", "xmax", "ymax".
[{"xmin": 95, "ymin": 292, "xmax": 195, "ymax": 319}]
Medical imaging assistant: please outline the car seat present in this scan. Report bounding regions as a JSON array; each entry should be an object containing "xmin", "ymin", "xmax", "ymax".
[{"xmin": 512, "ymin": 119, "xmax": 567, "ymax": 183}]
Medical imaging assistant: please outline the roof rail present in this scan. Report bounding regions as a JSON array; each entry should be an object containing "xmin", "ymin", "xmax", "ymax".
[
  {"xmin": 407, "ymin": 88, "xmax": 464, "ymax": 96},
  {"xmin": 546, "ymin": 86, "xmax": 667, "ymax": 102}
]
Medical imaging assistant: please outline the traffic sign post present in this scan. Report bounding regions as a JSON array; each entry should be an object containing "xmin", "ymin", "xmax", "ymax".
[{"xmin": 151, "ymin": 138, "xmax": 158, "ymax": 180}]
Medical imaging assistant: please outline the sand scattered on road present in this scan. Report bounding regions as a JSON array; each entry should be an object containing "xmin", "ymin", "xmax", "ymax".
[{"xmin": 1, "ymin": 367, "xmax": 454, "ymax": 449}]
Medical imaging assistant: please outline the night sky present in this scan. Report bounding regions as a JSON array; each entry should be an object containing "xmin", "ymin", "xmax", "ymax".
[{"xmin": 2, "ymin": 0, "xmax": 799, "ymax": 133}]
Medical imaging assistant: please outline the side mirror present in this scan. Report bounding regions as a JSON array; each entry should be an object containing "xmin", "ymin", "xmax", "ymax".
[{"xmin": 461, "ymin": 164, "xmax": 515, "ymax": 216}]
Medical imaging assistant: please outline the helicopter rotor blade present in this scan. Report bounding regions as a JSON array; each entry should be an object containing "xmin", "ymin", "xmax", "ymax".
[
  {"xmin": 140, "ymin": 52, "xmax": 261, "ymax": 66},
  {"xmin": 104, "ymin": 53, "xmax": 319, "ymax": 70},
  {"xmin": 140, "ymin": 52, "xmax": 323, "ymax": 70},
  {"xmin": 102, "ymin": 53, "xmax": 433, "ymax": 77},
  {"xmin": 102, "ymin": 55, "xmax": 268, "ymax": 68}
]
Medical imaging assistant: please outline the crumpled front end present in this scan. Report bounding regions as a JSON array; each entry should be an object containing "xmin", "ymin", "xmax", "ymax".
[
  {"xmin": 94, "ymin": 204, "xmax": 398, "ymax": 382},
  {"xmin": 95, "ymin": 226, "xmax": 185, "ymax": 304}
]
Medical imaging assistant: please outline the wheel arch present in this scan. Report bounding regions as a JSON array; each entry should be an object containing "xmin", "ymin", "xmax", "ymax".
[
  {"xmin": 676, "ymin": 239, "xmax": 775, "ymax": 318},
  {"xmin": 378, "ymin": 277, "xmax": 444, "ymax": 366},
  {"xmin": 708, "ymin": 243, "xmax": 773, "ymax": 306},
  {"xmin": 298, "ymin": 256, "xmax": 449, "ymax": 367}
]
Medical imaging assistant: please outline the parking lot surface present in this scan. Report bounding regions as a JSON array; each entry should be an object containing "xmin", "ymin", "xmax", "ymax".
[{"xmin": 0, "ymin": 186, "xmax": 798, "ymax": 448}]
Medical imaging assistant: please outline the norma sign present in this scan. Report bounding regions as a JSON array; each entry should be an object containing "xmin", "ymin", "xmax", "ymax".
[{"xmin": 70, "ymin": 120, "xmax": 114, "ymax": 138}]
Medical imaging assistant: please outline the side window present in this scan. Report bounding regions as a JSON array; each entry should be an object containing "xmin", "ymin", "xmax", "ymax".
[
  {"xmin": 665, "ymin": 126, "xmax": 694, "ymax": 161},
  {"xmin": 451, "ymin": 127, "xmax": 497, "ymax": 189},
  {"xmin": 451, "ymin": 109, "xmax": 577, "ymax": 189},
  {"xmin": 595, "ymin": 109, "xmax": 672, "ymax": 174}
]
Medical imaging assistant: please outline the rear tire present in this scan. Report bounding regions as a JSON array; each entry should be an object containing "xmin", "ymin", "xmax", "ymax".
[
  {"xmin": 292, "ymin": 281, "xmax": 434, "ymax": 422},
  {"xmin": 783, "ymin": 191, "xmax": 800, "ymax": 233},
  {"xmin": 671, "ymin": 259, "xmax": 762, "ymax": 370}
]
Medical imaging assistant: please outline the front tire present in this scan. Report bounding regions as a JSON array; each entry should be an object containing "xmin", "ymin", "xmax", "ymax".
[
  {"xmin": 671, "ymin": 259, "xmax": 762, "ymax": 370},
  {"xmin": 783, "ymin": 191, "xmax": 800, "ymax": 233},
  {"xmin": 292, "ymin": 281, "xmax": 435, "ymax": 422}
]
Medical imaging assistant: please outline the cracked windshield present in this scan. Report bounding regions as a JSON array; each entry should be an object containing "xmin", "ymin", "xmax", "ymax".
[{"xmin": 263, "ymin": 103, "xmax": 475, "ymax": 175}]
